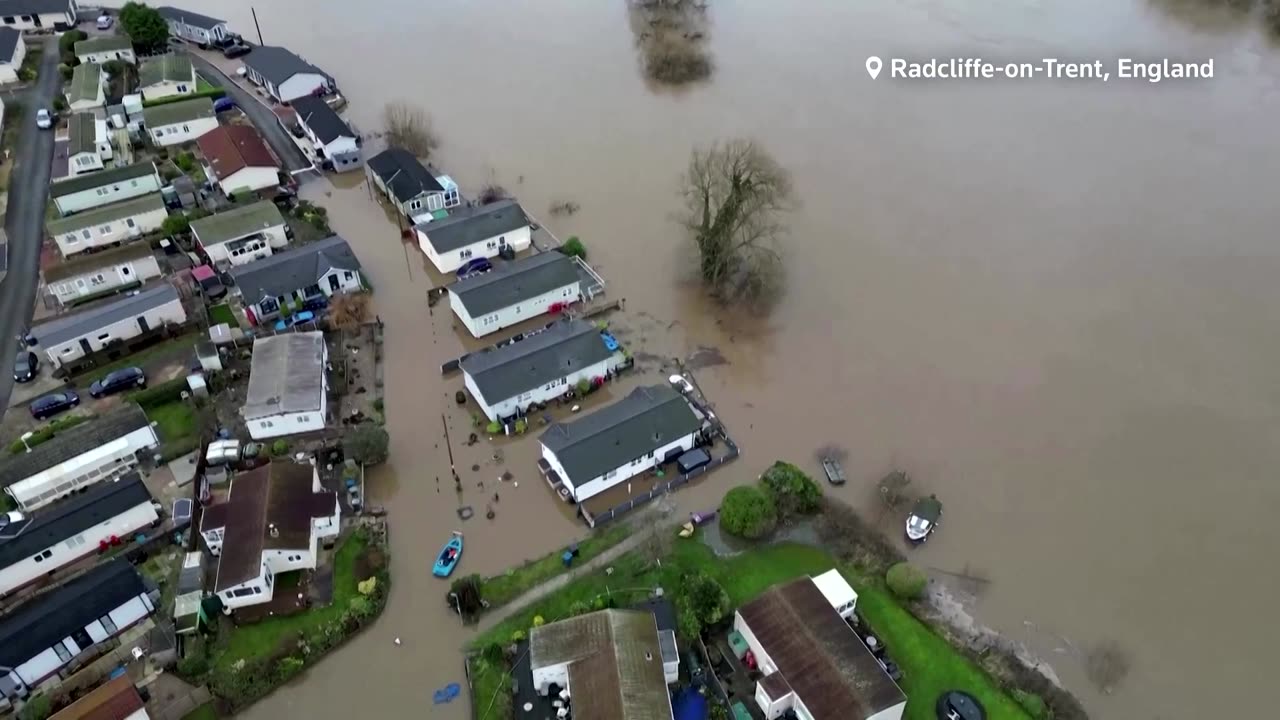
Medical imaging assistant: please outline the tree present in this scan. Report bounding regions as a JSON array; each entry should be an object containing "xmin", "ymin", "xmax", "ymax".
[
  {"xmin": 344, "ymin": 423, "xmax": 389, "ymax": 465},
  {"xmin": 381, "ymin": 101, "xmax": 439, "ymax": 159},
  {"xmin": 327, "ymin": 293, "xmax": 370, "ymax": 332},
  {"xmin": 17, "ymin": 694, "xmax": 51, "ymax": 720},
  {"xmin": 885, "ymin": 563, "xmax": 928, "ymax": 600},
  {"xmin": 719, "ymin": 485, "xmax": 776, "ymax": 539},
  {"xmin": 161, "ymin": 213, "xmax": 190, "ymax": 236},
  {"xmin": 560, "ymin": 236, "xmax": 587, "ymax": 259},
  {"xmin": 119, "ymin": 2, "xmax": 170, "ymax": 54},
  {"xmin": 759, "ymin": 461, "xmax": 821, "ymax": 517},
  {"xmin": 679, "ymin": 139, "xmax": 793, "ymax": 308}
]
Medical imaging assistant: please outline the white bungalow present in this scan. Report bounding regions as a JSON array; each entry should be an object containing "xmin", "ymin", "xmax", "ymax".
[
  {"xmin": 74, "ymin": 34, "xmax": 135, "ymax": 65},
  {"xmin": 42, "ymin": 241, "xmax": 161, "ymax": 306},
  {"xmin": 191, "ymin": 201, "xmax": 288, "ymax": 268},
  {"xmin": 415, "ymin": 200, "xmax": 532, "ymax": 274},
  {"xmin": 29, "ymin": 283, "xmax": 188, "ymax": 368},
  {"xmin": 155, "ymin": 6, "xmax": 229, "ymax": 46},
  {"xmin": 142, "ymin": 97, "xmax": 217, "ymax": 147},
  {"xmin": 49, "ymin": 161, "xmax": 163, "ymax": 216},
  {"xmin": 242, "ymin": 332, "xmax": 327, "ymax": 440},
  {"xmin": 66, "ymin": 61, "xmax": 105, "ymax": 112},
  {"xmin": 0, "ymin": 0, "xmax": 78, "ymax": 33},
  {"xmin": 46, "ymin": 193, "xmax": 167, "ymax": 257},
  {"xmin": 449, "ymin": 251, "xmax": 581, "ymax": 338},
  {"xmin": 64, "ymin": 111, "xmax": 112, "ymax": 177}
]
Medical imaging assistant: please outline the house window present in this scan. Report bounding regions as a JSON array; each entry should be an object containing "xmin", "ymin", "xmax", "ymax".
[
  {"xmin": 97, "ymin": 333, "xmax": 110, "ymax": 341},
  {"xmin": 96, "ymin": 188, "xmax": 108, "ymax": 196},
  {"xmin": 100, "ymin": 615, "xmax": 118, "ymax": 634},
  {"xmin": 297, "ymin": 415, "xmax": 309, "ymax": 423},
  {"xmin": 232, "ymin": 587, "xmax": 255, "ymax": 597},
  {"xmin": 81, "ymin": 229, "xmax": 91, "ymax": 240},
  {"xmin": 64, "ymin": 534, "xmax": 86, "ymax": 550},
  {"xmin": 66, "ymin": 233, "xmax": 78, "ymax": 244},
  {"xmin": 122, "ymin": 266, "xmax": 131, "ymax": 276},
  {"xmin": 2, "ymin": 17, "xmax": 13, "ymax": 24},
  {"xmin": 344, "ymin": 271, "xmax": 353, "ymax": 280},
  {"xmin": 100, "ymin": 224, "xmax": 112, "ymax": 234},
  {"xmin": 126, "ymin": 218, "xmax": 135, "ymax": 228},
  {"xmin": 182, "ymin": 123, "xmax": 189, "ymax": 131},
  {"xmin": 178, "ymin": 86, "xmax": 188, "ymax": 94},
  {"xmin": 53, "ymin": 642, "xmax": 72, "ymax": 662},
  {"xmin": 130, "ymin": 179, "xmax": 138, "ymax": 187},
  {"xmin": 604, "ymin": 470, "xmax": 616, "ymax": 480}
]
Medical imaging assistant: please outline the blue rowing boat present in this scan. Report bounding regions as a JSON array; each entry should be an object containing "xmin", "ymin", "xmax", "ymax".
[{"xmin": 433, "ymin": 531, "xmax": 463, "ymax": 578}]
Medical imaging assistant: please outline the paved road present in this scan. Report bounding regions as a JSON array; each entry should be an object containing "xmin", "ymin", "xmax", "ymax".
[
  {"xmin": 0, "ymin": 40, "xmax": 62, "ymax": 410},
  {"xmin": 184, "ymin": 51, "xmax": 315, "ymax": 174}
]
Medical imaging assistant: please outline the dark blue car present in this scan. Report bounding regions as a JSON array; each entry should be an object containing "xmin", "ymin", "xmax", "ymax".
[
  {"xmin": 456, "ymin": 257, "xmax": 493, "ymax": 279},
  {"xmin": 90, "ymin": 367, "xmax": 146, "ymax": 398},
  {"xmin": 30, "ymin": 390, "xmax": 80, "ymax": 420}
]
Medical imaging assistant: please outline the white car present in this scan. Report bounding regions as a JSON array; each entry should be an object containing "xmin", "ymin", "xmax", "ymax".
[
  {"xmin": 35, "ymin": 109, "xmax": 52, "ymax": 130},
  {"xmin": 96, "ymin": 14, "xmax": 113, "ymax": 30}
]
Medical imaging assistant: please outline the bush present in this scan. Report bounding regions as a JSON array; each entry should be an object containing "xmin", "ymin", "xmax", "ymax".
[
  {"xmin": 58, "ymin": 29, "xmax": 87, "ymax": 53},
  {"xmin": 760, "ymin": 461, "xmax": 822, "ymax": 517},
  {"xmin": 532, "ymin": 615, "xmax": 545, "ymax": 628},
  {"xmin": 128, "ymin": 377, "xmax": 188, "ymax": 408},
  {"xmin": 560, "ymin": 236, "xmax": 587, "ymax": 259},
  {"xmin": 58, "ymin": 63, "xmax": 72, "ymax": 80},
  {"xmin": 177, "ymin": 650, "xmax": 210, "ymax": 679},
  {"xmin": 1012, "ymin": 690, "xmax": 1051, "ymax": 719},
  {"xmin": 885, "ymin": 563, "xmax": 928, "ymax": 600},
  {"xmin": 52, "ymin": 96, "xmax": 67, "ymax": 112},
  {"xmin": 514, "ymin": 418, "xmax": 528, "ymax": 435},
  {"xmin": 575, "ymin": 378, "xmax": 591, "ymax": 396},
  {"xmin": 271, "ymin": 439, "xmax": 290, "ymax": 457},
  {"xmin": 17, "ymin": 694, "xmax": 51, "ymax": 720},
  {"xmin": 344, "ymin": 423, "xmax": 389, "ymax": 465},
  {"xmin": 677, "ymin": 572, "xmax": 730, "ymax": 638},
  {"xmin": 8, "ymin": 413, "xmax": 90, "ymax": 453},
  {"xmin": 175, "ymin": 151, "xmax": 197, "ymax": 172},
  {"xmin": 485, "ymin": 420, "xmax": 501, "ymax": 435},
  {"xmin": 511, "ymin": 629, "xmax": 526, "ymax": 642},
  {"xmin": 719, "ymin": 486, "xmax": 777, "ymax": 539}
]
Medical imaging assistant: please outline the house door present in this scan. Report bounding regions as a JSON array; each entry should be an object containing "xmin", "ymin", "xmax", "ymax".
[
  {"xmin": 327, "ymin": 274, "xmax": 340, "ymax": 292},
  {"xmin": 71, "ymin": 628, "xmax": 93, "ymax": 650},
  {"xmin": 137, "ymin": 316, "xmax": 150, "ymax": 333},
  {"xmin": 32, "ymin": 14, "xmax": 42, "ymax": 27},
  {"xmin": 79, "ymin": 338, "xmax": 92, "ymax": 355}
]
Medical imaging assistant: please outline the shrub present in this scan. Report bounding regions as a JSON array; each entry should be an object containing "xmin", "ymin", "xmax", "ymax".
[
  {"xmin": 760, "ymin": 461, "xmax": 822, "ymax": 517},
  {"xmin": 271, "ymin": 439, "xmax": 290, "ymax": 457},
  {"xmin": 177, "ymin": 650, "xmax": 210, "ymax": 679},
  {"xmin": 485, "ymin": 420, "xmax": 501, "ymax": 435},
  {"xmin": 532, "ymin": 615, "xmax": 545, "ymax": 628},
  {"xmin": 57, "ymin": 29, "xmax": 86, "ymax": 53},
  {"xmin": 885, "ymin": 563, "xmax": 928, "ymax": 600},
  {"xmin": 175, "ymin": 151, "xmax": 197, "ymax": 172},
  {"xmin": 8, "ymin": 414, "xmax": 90, "ymax": 453},
  {"xmin": 514, "ymin": 418, "xmax": 528, "ymax": 435},
  {"xmin": 677, "ymin": 572, "xmax": 730, "ymax": 638},
  {"xmin": 560, "ymin": 236, "xmax": 587, "ymax": 259},
  {"xmin": 129, "ymin": 377, "xmax": 188, "ymax": 408},
  {"xmin": 17, "ymin": 694, "xmax": 51, "ymax": 720},
  {"xmin": 52, "ymin": 96, "xmax": 67, "ymax": 112},
  {"xmin": 719, "ymin": 486, "xmax": 777, "ymax": 539},
  {"xmin": 575, "ymin": 378, "xmax": 591, "ymax": 396},
  {"xmin": 58, "ymin": 63, "xmax": 72, "ymax": 80},
  {"xmin": 344, "ymin": 423, "xmax": 389, "ymax": 465},
  {"xmin": 1012, "ymin": 690, "xmax": 1051, "ymax": 719},
  {"xmin": 567, "ymin": 601, "xmax": 592, "ymax": 617},
  {"xmin": 511, "ymin": 629, "xmax": 526, "ymax": 642},
  {"xmin": 141, "ymin": 86, "xmax": 226, "ymax": 108},
  {"xmin": 103, "ymin": 59, "xmax": 126, "ymax": 77}
]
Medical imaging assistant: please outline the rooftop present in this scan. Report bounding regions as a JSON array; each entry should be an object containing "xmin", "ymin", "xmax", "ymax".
[
  {"xmin": 243, "ymin": 45, "xmax": 330, "ymax": 85},
  {"xmin": 66, "ymin": 112, "xmax": 98, "ymax": 156},
  {"xmin": 43, "ymin": 240, "xmax": 157, "ymax": 282},
  {"xmin": 290, "ymin": 95, "xmax": 354, "ymax": 144},
  {"xmin": 142, "ymin": 96, "xmax": 215, "ymax": 127},
  {"xmin": 461, "ymin": 320, "xmax": 617, "ymax": 405},
  {"xmin": 243, "ymin": 331, "xmax": 327, "ymax": 420},
  {"xmin": 46, "ymin": 192, "xmax": 166, "ymax": 236},
  {"xmin": 29, "ymin": 282, "xmax": 180, "ymax": 348},
  {"xmin": 75, "ymin": 34, "xmax": 133, "ymax": 55},
  {"xmin": 139, "ymin": 53, "xmax": 193, "ymax": 87},
  {"xmin": 190, "ymin": 200, "xmax": 284, "ymax": 246},
  {"xmin": 450, "ymin": 251, "xmax": 580, "ymax": 317},
  {"xmin": 0, "ymin": 404, "xmax": 151, "ymax": 490},
  {"xmin": 197, "ymin": 124, "xmax": 278, "ymax": 181},
  {"xmin": 737, "ymin": 575, "xmax": 906, "ymax": 719},
  {"xmin": 416, "ymin": 199, "xmax": 531, "ymax": 254},
  {"xmin": 229, "ymin": 234, "xmax": 361, "ymax": 302},
  {"xmin": 540, "ymin": 385, "xmax": 701, "ymax": 484},
  {"xmin": 68, "ymin": 62, "xmax": 103, "ymax": 104},
  {"xmin": 529, "ymin": 609, "xmax": 673, "ymax": 720},
  {"xmin": 48, "ymin": 675, "xmax": 146, "ymax": 720},
  {"xmin": 155, "ymin": 5, "xmax": 226, "ymax": 29},
  {"xmin": 366, "ymin": 147, "xmax": 442, "ymax": 203},
  {"xmin": 49, "ymin": 161, "xmax": 158, "ymax": 198},
  {"xmin": 0, "ymin": 471, "xmax": 152, "ymax": 569},
  {"xmin": 0, "ymin": 27, "xmax": 21, "ymax": 62}
]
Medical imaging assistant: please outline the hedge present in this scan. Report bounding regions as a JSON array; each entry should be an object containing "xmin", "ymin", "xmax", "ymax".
[
  {"xmin": 128, "ymin": 377, "xmax": 189, "ymax": 408},
  {"xmin": 142, "ymin": 87, "xmax": 226, "ymax": 108}
]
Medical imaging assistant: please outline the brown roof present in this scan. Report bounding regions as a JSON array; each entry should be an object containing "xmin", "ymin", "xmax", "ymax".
[
  {"xmin": 737, "ymin": 577, "xmax": 905, "ymax": 720},
  {"xmin": 49, "ymin": 676, "xmax": 145, "ymax": 720},
  {"xmin": 759, "ymin": 671, "xmax": 793, "ymax": 700},
  {"xmin": 197, "ymin": 124, "xmax": 278, "ymax": 181},
  {"xmin": 210, "ymin": 461, "xmax": 335, "ymax": 592},
  {"xmin": 528, "ymin": 609, "xmax": 672, "ymax": 720}
]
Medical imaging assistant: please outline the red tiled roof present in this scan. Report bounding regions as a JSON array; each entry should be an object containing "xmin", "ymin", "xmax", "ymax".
[{"xmin": 197, "ymin": 124, "xmax": 279, "ymax": 180}]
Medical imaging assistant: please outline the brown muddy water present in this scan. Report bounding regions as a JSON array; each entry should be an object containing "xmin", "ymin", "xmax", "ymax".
[{"xmin": 158, "ymin": 0, "xmax": 1280, "ymax": 717}]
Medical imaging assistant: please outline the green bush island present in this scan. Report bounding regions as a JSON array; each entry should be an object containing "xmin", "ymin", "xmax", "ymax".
[
  {"xmin": 719, "ymin": 485, "xmax": 777, "ymax": 539},
  {"xmin": 885, "ymin": 562, "xmax": 928, "ymax": 600},
  {"xmin": 759, "ymin": 461, "xmax": 822, "ymax": 517}
]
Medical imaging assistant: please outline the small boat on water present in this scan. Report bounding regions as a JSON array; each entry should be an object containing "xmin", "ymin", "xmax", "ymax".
[
  {"xmin": 690, "ymin": 509, "xmax": 717, "ymax": 525},
  {"xmin": 905, "ymin": 495, "xmax": 942, "ymax": 544},
  {"xmin": 821, "ymin": 458, "xmax": 846, "ymax": 486},
  {"xmin": 433, "ymin": 531, "xmax": 464, "ymax": 577}
]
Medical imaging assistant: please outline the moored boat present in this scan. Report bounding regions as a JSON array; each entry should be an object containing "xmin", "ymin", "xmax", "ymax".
[{"xmin": 433, "ymin": 531, "xmax": 464, "ymax": 577}]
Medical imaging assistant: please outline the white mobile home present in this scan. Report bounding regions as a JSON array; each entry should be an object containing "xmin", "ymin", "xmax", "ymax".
[
  {"xmin": 49, "ymin": 161, "xmax": 163, "ymax": 216},
  {"xmin": 242, "ymin": 45, "xmax": 334, "ymax": 103},
  {"xmin": 229, "ymin": 234, "xmax": 362, "ymax": 325},
  {"xmin": 46, "ymin": 192, "xmax": 167, "ymax": 257},
  {"xmin": 74, "ymin": 33, "xmax": 134, "ymax": 65},
  {"xmin": 29, "ymin": 283, "xmax": 187, "ymax": 367},
  {"xmin": 290, "ymin": 95, "xmax": 361, "ymax": 171},
  {"xmin": 366, "ymin": 148, "xmax": 459, "ymax": 218},
  {"xmin": 143, "ymin": 97, "xmax": 217, "ymax": 147},
  {"xmin": 462, "ymin": 320, "xmax": 627, "ymax": 422},
  {"xmin": 155, "ymin": 6, "xmax": 228, "ymax": 46},
  {"xmin": 539, "ymin": 384, "xmax": 702, "ymax": 503},
  {"xmin": 64, "ymin": 111, "xmax": 112, "ymax": 177},
  {"xmin": 137, "ymin": 53, "xmax": 196, "ymax": 102},
  {"xmin": 242, "ymin": 332, "xmax": 328, "ymax": 440},
  {"xmin": 42, "ymin": 241, "xmax": 161, "ymax": 306},
  {"xmin": 449, "ymin": 251, "xmax": 581, "ymax": 338},
  {"xmin": 191, "ymin": 200, "xmax": 288, "ymax": 268},
  {"xmin": 0, "ymin": 27, "xmax": 25, "ymax": 84},
  {"xmin": 0, "ymin": 0, "xmax": 77, "ymax": 33},
  {"xmin": 415, "ymin": 200, "xmax": 532, "ymax": 274}
]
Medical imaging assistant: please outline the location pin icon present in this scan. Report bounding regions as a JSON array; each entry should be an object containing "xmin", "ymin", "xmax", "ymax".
[{"xmin": 866, "ymin": 56, "xmax": 883, "ymax": 79}]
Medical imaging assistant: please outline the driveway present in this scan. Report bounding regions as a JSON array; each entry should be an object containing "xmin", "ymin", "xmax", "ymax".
[{"xmin": 0, "ymin": 38, "xmax": 61, "ymax": 410}]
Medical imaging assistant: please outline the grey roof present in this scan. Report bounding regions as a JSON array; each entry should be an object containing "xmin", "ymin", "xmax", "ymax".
[
  {"xmin": 68, "ymin": 62, "xmax": 103, "ymax": 104},
  {"xmin": 75, "ymin": 34, "xmax": 132, "ymax": 55},
  {"xmin": 138, "ymin": 53, "xmax": 193, "ymax": 87},
  {"xmin": 0, "ymin": 561, "xmax": 149, "ymax": 670},
  {"xmin": 290, "ymin": 95, "xmax": 353, "ymax": 144},
  {"xmin": 462, "ymin": 320, "xmax": 616, "ymax": 405},
  {"xmin": 155, "ymin": 6, "xmax": 226, "ymax": 29},
  {"xmin": 0, "ymin": 0, "xmax": 73, "ymax": 17},
  {"xmin": 529, "ymin": 609, "xmax": 672, "ymax": 720},
  {"xmin": 142, "ymin": 96, "xmax": 215, "ymax": 127},
  {"xmin": 190, "ymin": 201, "xmax": 285, "ymax": 246},
  {"xmin": 0, "ymin": 404, "xmax": 151, "ymax": 489},
  {"xmin": 243, "ymin": 331, "xmax": 326, "ymax": 420},
  {"xmin": 243, "ymin": 45, "xmax": 330, "ymax": 85},
  {"xmin": 50, "ymin": 161, "xmax": 158, "ymax": 198},
  {"xmin": 0, "ymin": 472, "xmax": 152, "ymax": 569},
  {"xmin": 229, "ymin": 234, "xmax": 361, "ymax": 303},
  {"xmin": 0, "ymin": 27, "xmax": 20, "ymax": 62},
  {"xmin": 30, "ymin": 282, "xmax": 180, "ymax": 348},
  {"xmin": 540, "ymin": 385, "xmax": 700, "ymax": 484},
  {"xmin": 67, "ymin": 111, "xmax": 96, "ymax": 156},
  {"xmin": 367, "ymin": 148, "xmax": 442, "ymax": 203},
  {"xmin": 450, "ymin": 251, "xmax": 579, "ymax": 318},
  {"xmin": 417, "ymin": 199, "xmax": 530, "ymax": 254},
  {"xmin": 43, "ymin": 240, "xmax": 157, "ymax": 282},
  {"xmin": 47, "ymin": 192, "xmax": 167, "ymax": 236}
]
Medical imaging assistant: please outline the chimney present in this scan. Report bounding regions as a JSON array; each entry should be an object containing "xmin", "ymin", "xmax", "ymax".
[{"xmin": 645, "ymin": 651, "xmax": 652, "ymax": 662}]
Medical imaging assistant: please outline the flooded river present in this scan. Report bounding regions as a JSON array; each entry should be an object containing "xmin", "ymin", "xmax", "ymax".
[{"xmin": 161, "ymin": 0, "xmax": 1280, "ymax": 717}]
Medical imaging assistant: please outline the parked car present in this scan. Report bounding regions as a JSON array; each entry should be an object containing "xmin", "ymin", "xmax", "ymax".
[
  {"xmin": 29, "ymin": 390, "xmax": 80, "ymax": 420},
  {"xmin": 456, "ymin": 257, "xmax": 493, "ymax": 279},
  {"xmin": 96, "ymin": 14, "xmax": 113, "ymax": 29},
  {"xmin": 13, "ymin": 351, "xmax": 38, "ymax": 383},
  {"xmin": 676, "ymin": 448, "xmax": 711, "ymax": 475},
  {"xmin": 222, "ymin": 44, "xmax": 250, "ymax": 59},
  {"xmin": 35, "ymin": 109, "xmax": 52, "ymax": 130},
  {"xmin": 89, "ymin": 367, "xmax": 146, "ymax": 398},
  {"xmin": 213, "ymin": 96, "xmax": 237, "ymax": 113}
]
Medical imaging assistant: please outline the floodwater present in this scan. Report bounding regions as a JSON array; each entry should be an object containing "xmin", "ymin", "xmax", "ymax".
[{"xmin": 164, "ymin": 0, "xmax": 1280, "ymax": 717}]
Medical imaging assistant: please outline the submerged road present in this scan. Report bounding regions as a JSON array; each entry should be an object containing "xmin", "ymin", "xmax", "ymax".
[{"xmin": 0, "ymin": 40, "xmax": 61, "ymax": 410}]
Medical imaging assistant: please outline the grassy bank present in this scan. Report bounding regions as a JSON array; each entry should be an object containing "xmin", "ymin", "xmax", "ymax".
[
  {"xmin": 476, "ymin": 523, "xmax": 631, "ymax": 608},
  {"xmin": 469, "ymin": 540, "xmax": 1029, "ymax": 720}
]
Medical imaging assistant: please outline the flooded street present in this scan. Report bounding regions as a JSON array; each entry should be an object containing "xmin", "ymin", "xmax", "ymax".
[{"xmin": 169, "ymin": 0, "xmax": 1280, "ymax": 717}]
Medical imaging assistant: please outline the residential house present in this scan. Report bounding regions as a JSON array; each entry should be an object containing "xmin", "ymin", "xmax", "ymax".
[
  {"xmin": 42, "ymin": 242, "xmax": 161, "ymax": 306},
  {"xmin": 46, "ymin": 193, "xmax": 167, "ymax": 256},
  {"xmin": 229, "ymin": 234, "xmax": 362, "ymax": 325},
  {"xmin": 191, "ymin": 200, "xmax": 288, "ymax": 268},
  {"xmin": 199, "ymin": 461, "xmax": 339, "ymax": 611},
  {"xmin": 462, "ymin": 320, "xmax": 626, "ymax": 423},
  {"xmin": 289, "ymin": 95, "xmax": 360, "ymax": 171},
  {"xmin": 242, "ymin": 45, "xmax": 333, "ymax": 103},
  {"xmin": 28, "ymin": 282, "xmax": 187, "ymax": 367},
  {"xmin": 241, "ymin": 332, "xmax": 327, "ymax": 440},
  {"xmin": 137, "ymin": 53, "xmax": 195, "ymax": 102},
  {"xmin": 155, "ymin": 6, "xmax": 228, "ymax": 46},
  {"xmin": 0, "ymin": 0, "xmax": 77, "ymax": 32},
  {"xmin": 49, "ymin": 161, "xmax": 162, "ymax": 216},
  {"xmin": 0, "ymin": 561, "xmax": 155, "ymax": 708},
  {"xmin": 0, "ymin": 27, "xmax": 25, "ymax": 84},
  {"xmin": 67, "ymin": 61, "xmax": 104, "ymax": 112},
  {"xmin": 142, "ymin": 97, "xmax": 217, "ymax": 147},
  {"xmin": 196, "ymin": 124, "xmax": 280, "ymax": 195},
  {"xmin": 733, "ymin": 571, "xmax": 907, "ymax": 720},
  {"xmin": 0, "ymin": 472, "xmax": 158, "ymax": 596},
  {"xmin": 415, "ymin": 199, "xmax": 533, "ymax": 274},
  {"xmin": 366, "ymin": 148, "xmax": 459, "ymax": 219},
  {"xmin": 64, "ymin": 111, "xmax": 112, "ymax": 177},
  {"xmin": 74, "ymin": 33, "xmax": 134, "ymax": 65},
  {"xmin": 48, "ymin": 676, "xmax": 149, "ymax": 720},
  {"xmin": 539, "ymin": 384, "xmax": 702, "ymax": 503},
  {"xmin": 449, "ymin": 251, "xmax": 580, "ymax": 338},
  {"xmin": 528, "ymin": 609, "xmax": 675, "ymax": 720}
]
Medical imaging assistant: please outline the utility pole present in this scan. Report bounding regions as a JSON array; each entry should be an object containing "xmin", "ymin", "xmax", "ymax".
[{"xmin": 251, "ymin": 7, "xmax": 264, "ymax": 45}]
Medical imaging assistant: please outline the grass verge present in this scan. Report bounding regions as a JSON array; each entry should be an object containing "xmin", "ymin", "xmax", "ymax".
[
  {"xmin": 477, "ymin": 523, "xmax": 631, "ymax": 608},
  {"xmin": 181, "ymin": 703, "xmax": 218, "ymax": 720},
  {"xmin": 7, "ymin": 413, "xmax": 91, "ymax": 454},
  {"xmin": 208, "ymin": 303, "xmax": 236, "ymax": 326},
  {"xmin": 144, "ymin": 400, "xmax": 199, "ymax": 461}
]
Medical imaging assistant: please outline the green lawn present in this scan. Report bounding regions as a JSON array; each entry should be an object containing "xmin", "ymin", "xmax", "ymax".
[
  {"xmin": 7, "ymin": 413, "xmax": 91, "ymax": 454},
  {"xmin": 74, "ymin": 333, "xmax": 199, "ymax": 384},
  {"xmin": 181, "ymin": 703, "xmax": 218, "ymax": 720},
  {"xmin": 478, "ymin": 523, "xmax": 631, "ymax": 608},
  {"xmin": 144, "ymin": 400, "xmax": 199, "ymax": 461},
  {"xmin": 208, "ymin": 303, "xmax": 236, "ymax": 327},
  {"xmin": 196, "ymin": 74, "xmax": 215, "ymax": 92},
  {"xmin": 212, "ymin": 532, "xmax": 368, "ymax": 672}
]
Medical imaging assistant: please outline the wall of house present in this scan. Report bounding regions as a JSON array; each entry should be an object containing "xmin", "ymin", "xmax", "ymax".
[
  {"xmin": 324, "ymin": 136, "xmax": 362, "ymax": 171},
  {"xmin": 418, "ymin": 224, "xmax": 533, "ymax": 274},
  {"xmin": 5, "ymin": 426, "xmax": 158, "ymax": 511},
  {"xmin": 11, "ymin": 593, "xmax": 153, "ymax": 694},
  {"xmin": 246, "ymin": 406, "xmax": 326, "ymax": 441},
  {"xmin": 0, "ymin": 35, "xmax": 24, "ymax": 83},
  {"xmin": 218, "ymin": 166, "xmax": 280, "ymax": 196},
  {"xmin": 864, "ymin": 702, "xmax": 906, "ymax": 720},
  {"xmin": 38, "ymin": 296, "xmax": 188, "ymax": 367},
  {"xmin": 543, "ymin": 431, "xmax": 696, "ymax": 503},
  {"xmin": 78, "ymin": 47, "xmax": 134, "ymax": 65},
  {"xmin": 52, "ymin": 204, "xmax": 168, "ymax": 256},
  {"xmin": 0, "ymin": 10, "xmax": 76, "ymax": 32},
  {"xmin": 276, "ymin": 73, "xmax": 330, "ymax": 103},
  {"xmin": 733, "ymin": 613, "xmax": 779, "ymax": 676},
  {"xmin": 466, "ymin": 352, "xmax": 624, "ymax": 423},
  {"xmin": 452, "ymin": 280, "xmax": 580, "ymax": 339},
  {"xmin": 149, "ymin": 116, "xmax": 217, "ymax": 147},
  {"xmin": 755, "ymin": 684, "xmax": 795, "ymax": 720},
  {"xmin": 206, "ymin": 236, "xmax": 271, "ymax": 267},
  {"xmin": 168, "ymin": 21, "xmax": 226, "ymax": 45},
  {"xmin": 140, "ymin": 78, "xmax": 194, "ymax": 102},
  {"xmin": 48, "ymin": 253, "xmax": 162, "ymax": 305},
  {"xmin": 531, "ymin": 660, "xmax": 569, "ymax": 695},
  {"xmin": 218, "ymin": 562, "xmax": 273, "ymax": 610},
  {"xmin": 53, "ymin": 173, "xmax": 162, "ymax": 215},
  {"xmin": 0, "ymin": 501, "xmax": 159, "ymax": 596}
]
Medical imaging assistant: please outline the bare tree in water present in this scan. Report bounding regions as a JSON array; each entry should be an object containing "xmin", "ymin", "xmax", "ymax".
[
  {"xmin": 679, "ymin": 138, "xmax": 792, "ymax": 308},
  {"xmin": 381, "ymin": 102, "xmax": 440, "ymax": 159}
]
